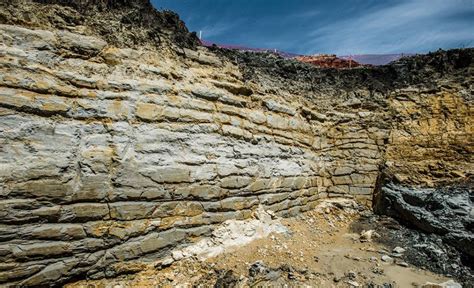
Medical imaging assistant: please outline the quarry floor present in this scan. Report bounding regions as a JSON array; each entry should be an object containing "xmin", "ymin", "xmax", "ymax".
[{"xmin": 67, "ymin": 200, "xmax": 462, "ymax": 288}]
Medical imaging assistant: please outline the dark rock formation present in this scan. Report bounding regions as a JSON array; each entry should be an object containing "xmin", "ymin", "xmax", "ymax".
[
  {"xmin": 352, "ymin": 203, "xmax": 474, "ymax": 286},
  {"xmin": 374, "ymin": 180, "xmax": 474, "ymax": 259}
]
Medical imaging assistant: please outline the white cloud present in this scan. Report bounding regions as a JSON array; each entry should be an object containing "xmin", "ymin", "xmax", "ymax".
[{"xmin": 301, "ymin": 0, "xmax": 474, "ymax": 55}]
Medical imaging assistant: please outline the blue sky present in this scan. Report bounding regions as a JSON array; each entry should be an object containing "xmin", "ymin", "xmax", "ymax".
[{"xmin": 152, "ymin": 0, "xmax": 474, "ymax": 55}]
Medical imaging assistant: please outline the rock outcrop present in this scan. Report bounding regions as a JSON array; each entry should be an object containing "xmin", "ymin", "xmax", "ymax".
[
  {"xmin": 0, "ymin": 0, "xmax": 200, "ymax": 49},
  {"xmin": 0, "ymin": 0, "xmax": 472, "ymax": 286},
  {"xmin": 374, "ymin": 182, "xmax": 474, "ymax": 260}
]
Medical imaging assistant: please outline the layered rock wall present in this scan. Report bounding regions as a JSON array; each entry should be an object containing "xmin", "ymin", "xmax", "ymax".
[
  {"xmin": 385, "ymin": 86, "xmax": 473, "ymax": 185},
  {"xmin": 0, "ymin": 1, "xmax": 472, "ymax": 286},
  {"xmin": 0, "ymin": 24, "xmax": 389, "ymax": 285}
]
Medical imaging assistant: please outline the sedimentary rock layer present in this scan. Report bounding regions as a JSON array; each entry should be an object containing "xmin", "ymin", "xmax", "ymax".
[{"xmin": 0, "ymin": 0, "xmax": 472, "ymax": 286}]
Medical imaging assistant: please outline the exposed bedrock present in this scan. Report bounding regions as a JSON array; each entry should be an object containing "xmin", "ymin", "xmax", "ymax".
[
  {"xmin": 374, "ymin": 180, "xmax": 474, "ymax": 260},
  {"xmin": 0, "ymin": 0, "xmax": 473, "ymax": 286},
  {"xmin": 0, "ymin": 0, "xmax": 200, "ymax": 49}
]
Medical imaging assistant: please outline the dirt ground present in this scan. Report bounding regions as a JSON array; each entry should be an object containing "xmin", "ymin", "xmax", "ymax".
[{"xmin": 67, "ymin": 200, "xmax": 459, "ymax": 288}]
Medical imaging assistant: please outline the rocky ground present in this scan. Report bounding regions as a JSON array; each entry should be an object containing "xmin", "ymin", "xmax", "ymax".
[{"xmin": 66, "ymin": 199, "xmax": 471, "ymax": 288}]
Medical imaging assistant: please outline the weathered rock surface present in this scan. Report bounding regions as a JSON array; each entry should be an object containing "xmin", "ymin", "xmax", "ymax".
[
  {"xmin": 374, "ymin": 181, "xmax": 474, "ymax": 259},
  {"xmin": 0, "ymin": 0, "xmax": 200, "ymax": 49},
  {"xmin": 0, "ymin": 0, "xmax": 472, "ymax": 286},
  {"xmin": 350, "ymin": 208, "xmax": 474, "ymax": 286}
]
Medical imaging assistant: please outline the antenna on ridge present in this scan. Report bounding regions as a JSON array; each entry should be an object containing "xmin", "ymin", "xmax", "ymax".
[{"xmin": 199, "ymin": 31, "xmax": 202, "ymax": 40}]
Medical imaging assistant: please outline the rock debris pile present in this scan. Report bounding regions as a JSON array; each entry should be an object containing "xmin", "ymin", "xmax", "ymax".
[{"xmin": 67, "ymin": 199, "xmax": 468, "ymax": 287}]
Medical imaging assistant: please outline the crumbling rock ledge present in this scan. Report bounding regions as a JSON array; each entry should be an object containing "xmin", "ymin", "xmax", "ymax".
[{"xmin": 0, "ymin": 0, "xmax": 200, "ymax": 49}]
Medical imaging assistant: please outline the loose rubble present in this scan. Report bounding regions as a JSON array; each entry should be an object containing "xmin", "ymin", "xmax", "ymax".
[
  {"xmin": 67, "ymin": 199, "xmax": 467, "ymax": 287},
  {"xmin": 161, "ymin": 206, "xmax": 288, "ymax": 264}
]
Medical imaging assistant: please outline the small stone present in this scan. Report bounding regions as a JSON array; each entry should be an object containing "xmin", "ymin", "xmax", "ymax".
[
  {"xmin": 287, "ymin": 272, "xmax": 297, "ymax": 280},
  {"xmin": 346, "ymin": 280, "xmax": 360, "ymax": 287},
  {"xmin": 248, "ymin": 261, "xmax": 269, "ymax": 278},
  {"xmin": 155, "ymin": 257, "xmax": 174, "ymax": 269},
  {"xmin": 393, "ymin": 246, "xmax": 406, "ymax": 254},
  {"xmin": 171, "ymin": 250, "xmax": 184, "ymax": 261},
  {"xmin": 396, "ymin": 261, "xmax": 409, "ymax": 267},
  {"xmin": 381, "ymin": 255, "xmax": 393, "ymax": 263}
]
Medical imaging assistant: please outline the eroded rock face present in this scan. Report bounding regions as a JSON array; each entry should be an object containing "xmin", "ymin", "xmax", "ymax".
[
  {"xmin": 374, "ymin": 182, "xmax": 474, "ymax": 259},
  {"xmin": 0, "ymin": 0, "xmax": 200, "ymax": 49},
  {"xmin": 0, "ymin": 24, "xmax": 385, "ymax": 286},
  {"xmin": 0, "ymin": 0, "xmax": 472, "ymax": 286}
]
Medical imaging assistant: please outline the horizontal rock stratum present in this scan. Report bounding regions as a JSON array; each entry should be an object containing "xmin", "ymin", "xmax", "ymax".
[{"xmin": 0, "ymin": 0, "xmax": 473, "ymax": 286}]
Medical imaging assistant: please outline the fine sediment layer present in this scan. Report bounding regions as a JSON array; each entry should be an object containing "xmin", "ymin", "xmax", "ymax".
[{"xmin": 0, "ymin": 0, "xmax": 472, "ymax": 286}]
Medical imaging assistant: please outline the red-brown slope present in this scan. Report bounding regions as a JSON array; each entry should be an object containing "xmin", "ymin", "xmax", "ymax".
[{"xmin": 295, "ymin": 54, "xmax": 365, "ymax": 68}]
